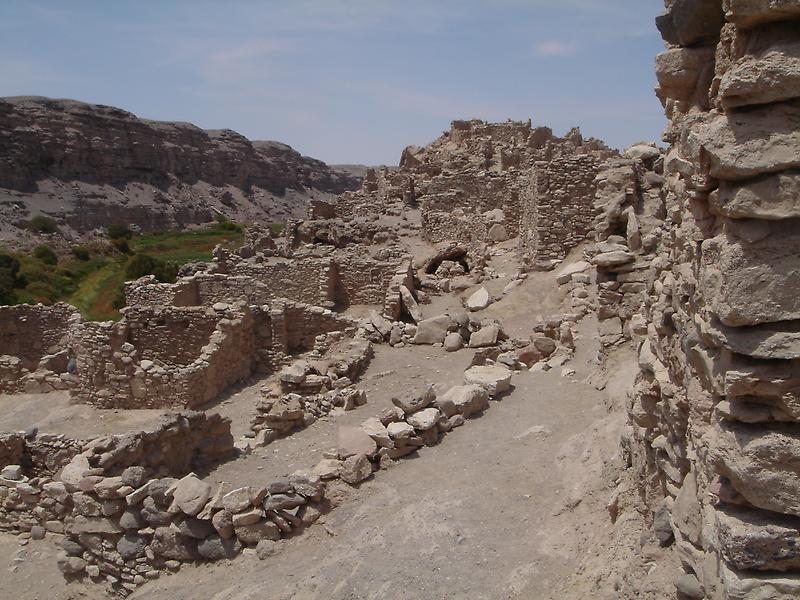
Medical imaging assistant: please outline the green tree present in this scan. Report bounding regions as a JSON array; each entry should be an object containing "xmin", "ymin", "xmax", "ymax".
[
  {"xmin": 0, "ymin": 269, "xmax": 16, "ymax": 304},
  {"xmin": 71, "ymin": 245, "xmax": 90, "ymax": 261}
]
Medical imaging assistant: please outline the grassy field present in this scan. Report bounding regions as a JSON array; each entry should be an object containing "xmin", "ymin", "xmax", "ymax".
[{"xmin": 1, "ymin": 224, "xmax": 244, "ymax": 321}]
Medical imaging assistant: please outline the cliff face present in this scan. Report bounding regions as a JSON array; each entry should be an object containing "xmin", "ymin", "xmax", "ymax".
[
  {"xmin": 0, "ymin": 97, "xmax": 361, "ymax": 241},
  {"xmin": 628, "ymin": 2, "xmax": 800, "ymax": 598}
]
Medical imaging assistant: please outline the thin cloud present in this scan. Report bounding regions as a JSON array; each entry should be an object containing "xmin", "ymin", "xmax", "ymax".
[{"xmin": 534, "ymin": 40, "xmax": 578, "ymax": 57}]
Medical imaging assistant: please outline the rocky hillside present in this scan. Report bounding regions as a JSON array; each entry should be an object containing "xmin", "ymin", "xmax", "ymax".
[{"xmin": 0, "ymin": 97, "xmax": 362, "ymax": 247}]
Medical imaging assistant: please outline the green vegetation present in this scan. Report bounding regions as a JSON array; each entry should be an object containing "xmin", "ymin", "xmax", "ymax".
[
  {"xmin": 106, "ymin": 223, "xmax": 132, "ymax": 240},
  {"xmin": 27, "ymin": 215, "xmax": 59, "ymax": 234},
  {"xmin": 0, "ymin": 222, "xmax": 244, "ymax": 320},
  {"xmin": 125, "ymin": 253, "xmax": 178, "ymax": 283},
  {"xmin": 0, "ymin": 253, "xmax": 22, "ymax": 304},
  {"xmin": 71, "ymin": 245, "xmax": 91, "ymax": 261},
  {"xmin": 33, "ymin": 245, "xmax": 58, "ymax": 265}
]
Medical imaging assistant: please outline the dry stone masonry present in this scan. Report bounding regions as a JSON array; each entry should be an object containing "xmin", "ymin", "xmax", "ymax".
[{"xmin": 625, "ymin": 2, "xmax": 800, "ymax": 598}]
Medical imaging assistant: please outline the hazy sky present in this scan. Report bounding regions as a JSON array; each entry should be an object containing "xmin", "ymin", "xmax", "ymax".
[{"xmin": 0, "ymin": 1, "xmax": 666, "ymax": 165}]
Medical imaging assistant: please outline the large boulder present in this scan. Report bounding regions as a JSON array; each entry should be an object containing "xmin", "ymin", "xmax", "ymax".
[
  {"xmin": 406, "ymin": 408, "xmax": 441, "ymax": 431},
  {"xmin": 337, "ymin": 426, "xmax": 378, "ymax": 459},
  {"xmin": 468, "ymin": 324, "xmax": 501, "ymax": 348},
  {"xmin": 436, "ymin": 385, "xmax": 490, "ymax": 418},
  {"xmin": 556, "ymin": 261, "xmax": 591, "ymax": 284},
  {"xmin": 463, "ymin": 365, "xmax": 512, "ymax": 396},
  {"xmin": 465, "ymin": 287, "xmax": 491, "ymax": 311},
  {"xmin": 444, "ymin": 332, "xmax": 464, "ymax": 352},
  {"xmin": 400, "ymin": 286, "xmax": 422, "ymax": 323},
  {"xmin": 340, "ymin": 454, "xmax": 372, "ymax": 484},
  {"xmin": 412, "ymin": 314, "xmax": 452, "ymax": 345},
  {"xmin": 171, "ymin": 475, "xmax": 212, "ymax": 516},
  {"xmin": 149, "ymin": 527, "xmax": 198, "ymax": 560}
]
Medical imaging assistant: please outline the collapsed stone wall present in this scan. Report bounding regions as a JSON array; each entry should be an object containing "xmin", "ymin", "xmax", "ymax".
[
  {"xmin": 0, "ymin": 303, "xmax": 80, "ymax": 393},
  {"xmin": 0, "ymin": 412, "xmax": 233, "ymax": 579},
  {"xmin": 586, "ymin": 148, "xmax": 667, "ymax": 347},
  {"xmin": 626, "ymin": 2, "xmax": 800, "ymax": 598},
  {"xmin": 0, "ymin": 432, "xmax": 84, "ymax": 476}
]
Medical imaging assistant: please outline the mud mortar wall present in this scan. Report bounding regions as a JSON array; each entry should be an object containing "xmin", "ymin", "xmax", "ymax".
[{"xmin": 627, "ymin": 2, "xmax": 800, "ymax": 598}]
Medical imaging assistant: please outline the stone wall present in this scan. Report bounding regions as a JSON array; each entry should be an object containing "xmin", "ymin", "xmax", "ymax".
[
  {"xmin": 1, "ymin": 287, "xmax": 360, "ymax": 409},
  {"xmin": 518, "ymin": 155, "xmax": 600, "ymax": 270},
  {"xmin": 626, "ymin": 2, "xmax": 800, "ymax": 598},
  {"xmin": 0, "ymin": 303, "xmax": 80, "ymax": 392},
  {"xmin": 127, "ymin": 251, "xmax": 411, "ymax": 312},
  {"xmin": 588, "ymin": 149, "xmax": 666, "ymax": 347},
  {"xmin": 333, "ymin": 253, "xmax": 412, "ymax": 307},
  {"xmin": 70, "ymin": 304, "xmax": 255, "ymax": 409}
]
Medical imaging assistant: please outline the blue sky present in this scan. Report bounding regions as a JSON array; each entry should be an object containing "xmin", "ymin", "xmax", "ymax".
[{"xmin": 0, "ymin": 1, "xmax": 666, "ymax": 165}]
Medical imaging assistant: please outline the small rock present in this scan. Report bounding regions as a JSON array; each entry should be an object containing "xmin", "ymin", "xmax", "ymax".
[{"xmin": 466, "ymin": 287, "xmax": 491, "ymax": 311}]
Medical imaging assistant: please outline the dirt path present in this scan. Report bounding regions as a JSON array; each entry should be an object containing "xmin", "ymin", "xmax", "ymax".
[{"xmin": 119, "ymin": 318, "xmax": 668, "ymax": 600}]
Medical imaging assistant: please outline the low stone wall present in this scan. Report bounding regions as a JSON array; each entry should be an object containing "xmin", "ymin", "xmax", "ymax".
[
  {"xmin": 36, "ymin": 364, "xmax": 514, "ymax": 595},
  {"xmin": 250, "ymin": 339, "xmax": 373, "ymax": 445}
]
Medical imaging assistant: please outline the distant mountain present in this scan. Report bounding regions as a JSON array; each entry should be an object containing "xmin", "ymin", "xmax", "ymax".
[{"xmin": 0, "ymin": 96, "xmax": 362, "ymax": 245}]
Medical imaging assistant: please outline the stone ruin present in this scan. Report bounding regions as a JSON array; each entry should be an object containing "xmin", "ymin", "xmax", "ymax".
[
  {"xmin": 2, "ymin": 5, "xmax": 800, "ymax": 594},
  {"xmin": 0, "ymin": 303, "xmax": 81, "ymax": 393},
  {"xmin": 336, "ymin": 119, "xmax": 618, "ymax": 270}
]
